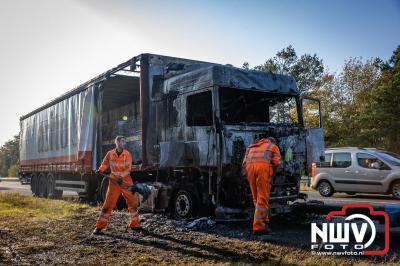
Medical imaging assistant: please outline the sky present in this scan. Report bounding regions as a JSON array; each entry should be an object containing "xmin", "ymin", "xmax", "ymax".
[{"xmin": 0, "ymin": 0, "xmax": 399, "ymax": 146}]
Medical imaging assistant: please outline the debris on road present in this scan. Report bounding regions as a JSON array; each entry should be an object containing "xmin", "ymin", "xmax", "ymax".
[{"xmin": 186, "ymin": 217, "xmax": 216, "ymax": 230}]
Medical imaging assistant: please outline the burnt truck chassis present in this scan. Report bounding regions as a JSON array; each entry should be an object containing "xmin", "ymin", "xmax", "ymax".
[{"xmin": 19, "ymin": 54, "xmax": 324, "ymax": 221}]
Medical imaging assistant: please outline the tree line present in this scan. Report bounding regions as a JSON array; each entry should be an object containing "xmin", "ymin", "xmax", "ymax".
[
  {"xmin": 0, "ymin": 135, "xmax": 19, "ymax": 177},
  {"xmin": 0, "ymin": 45, "xmax": 399, "ymax": 176},
  {"xmin": 245, "ymin": 45, "xmax": 400, "ymax": 153}
]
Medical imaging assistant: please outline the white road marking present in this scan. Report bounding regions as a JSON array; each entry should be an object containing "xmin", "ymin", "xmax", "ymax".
[
  {"xmin": 304, "ymin": 191, "xmax": 400, "ymax": 206},
  {"xmin": 310, "ymin": 197, "xmax": 398, "ymax": 205}
]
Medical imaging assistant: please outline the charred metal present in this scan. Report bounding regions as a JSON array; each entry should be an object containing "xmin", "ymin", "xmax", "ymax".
[{"xmin": 19, "ymin": 54, "xmax": 324, "ymax": 221}]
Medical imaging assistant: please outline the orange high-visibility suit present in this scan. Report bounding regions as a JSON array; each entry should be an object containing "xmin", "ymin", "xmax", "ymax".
[
  {"xmin": 242, "ymin": 138, "xmax": 281, "ymax": 232},
  {"xmin": 95, "ymin": 148, "xmax": 140, "ymax": 229}
]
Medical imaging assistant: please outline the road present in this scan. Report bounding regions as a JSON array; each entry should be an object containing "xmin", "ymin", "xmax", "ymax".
[
  {"xmin": 0, "ymin": 181, "xmax": 76, "ymax": 197},
  {"xmin": 303, "ymin": 190, "xmax": 400, "ymax": 207},
  {"xmin": 2, "ymin": 180, "xmax": 400, "ymax": 206}
]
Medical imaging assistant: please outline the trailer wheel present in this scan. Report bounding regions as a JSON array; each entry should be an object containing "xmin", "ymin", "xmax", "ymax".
[
  {"xmin": 173, "ymin": 188, "xmax": 199, "ymax": 219},
  {"xmin": 47, "ymin": 173, "xmax": 63, "ymax": 199},
  {"xmin": 99, "ymin": 177, "xmax": 126, "ymax": 210},
  {"xmin": 100, "ymin": 177, "xmax": 109, "ymax": 202},
  {"xmin": 31, "ymin": 174, "xmax": 38, "ymax": 196},
  {"xmin": 38, "ymin": 173, "xmax": 48, "ymax": 198}
]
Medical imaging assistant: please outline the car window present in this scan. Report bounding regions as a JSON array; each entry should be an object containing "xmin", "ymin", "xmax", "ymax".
[
  {"xmin": 357, "ymin": 152, "xmax": 390, "ymax": 169},
  {"xmin": 332, "ymin": 152, "xmax": 351, "ymax": 168},
  {"xmin": 375, "ymin": 151, "xmax": 400, "ymax": 166},
  {"xmin": 320, "ymin": 153, "xmax": 332, "ymax": 167}
]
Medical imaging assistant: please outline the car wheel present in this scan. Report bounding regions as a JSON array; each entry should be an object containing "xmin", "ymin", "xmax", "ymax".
[
  {"xmin": 318, "ymin": 181, "xmax": 334, "ymax": 197},
  {"xmin": 173, "ymin": 188, "xmax": 199, "ymax": 219},
  {"xmin": 391, "ymin": 181, "xmax": 400, "ymax": 200}
]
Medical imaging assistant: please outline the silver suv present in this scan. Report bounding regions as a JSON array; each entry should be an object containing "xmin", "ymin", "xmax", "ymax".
[{"xmin": 311, "ymin": 147, "xmax": 400, "ymax": 199}]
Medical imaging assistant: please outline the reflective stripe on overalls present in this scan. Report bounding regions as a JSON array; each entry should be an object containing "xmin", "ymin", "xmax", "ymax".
[{"xmin": 244, "ymin": 143, "xmax": 274, "ymax": 163}]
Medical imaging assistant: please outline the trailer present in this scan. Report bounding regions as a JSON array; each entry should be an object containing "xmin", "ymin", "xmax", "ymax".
[{"xmin": 19, "ymin": 54, "xmax": 324, "ymax": 220}]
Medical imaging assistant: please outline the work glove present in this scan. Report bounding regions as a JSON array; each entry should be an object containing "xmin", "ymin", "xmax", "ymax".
[{"xmin": 116, "ymin": 177, "xmax": 123, "ymax": 185}]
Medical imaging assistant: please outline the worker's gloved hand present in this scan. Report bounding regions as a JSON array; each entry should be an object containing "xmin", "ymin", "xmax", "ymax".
[
  {"xmin": 128, "ymin": 183, "xmax": 139, "ymax": 193},
  {"xmin": 116, "ymin": 177, "xmax": 123, "ymax": 185}
]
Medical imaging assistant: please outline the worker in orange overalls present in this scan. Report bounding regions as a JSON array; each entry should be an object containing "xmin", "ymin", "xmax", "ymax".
[
  {"xmin": 242, "ymin": 135, "xmax": 281, "ymax": 235},
  {"xmin": 92, "ymin": 136, "xmax": 140, "ymax": 235}
]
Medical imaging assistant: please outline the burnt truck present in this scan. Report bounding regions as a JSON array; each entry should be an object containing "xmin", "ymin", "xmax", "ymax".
[{"xmin": 19, "ymin": 54, "xmax": 324, "ymax": 220}]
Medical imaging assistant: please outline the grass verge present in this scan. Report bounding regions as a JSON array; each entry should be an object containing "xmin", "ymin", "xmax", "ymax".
[
  {"xmin": 0, "ymin": 192, "xmax": 89, "ymax": 219},
  {"xmin": 300, "ymin": 183, "xmax": 313, "ymax": 191}
]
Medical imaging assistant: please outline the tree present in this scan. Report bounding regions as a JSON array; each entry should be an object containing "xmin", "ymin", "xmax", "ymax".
[
  {"xmin": 0, "ymin": 135, "xmax": 20, "ymax": 177},
  {"xmin": 254, "ymin": 45, "xmax": 324, "ymax": 94},
  {"xmin": 246, "ymin": 45, "xmax": 400, "ymax": 153},
  {"xmin": 361, "ymin": 46, "xmax": 400, "ymax": 152},
  {"xmin": 8, "ymin": 164, "xmax": 19, "ymax": 177}
]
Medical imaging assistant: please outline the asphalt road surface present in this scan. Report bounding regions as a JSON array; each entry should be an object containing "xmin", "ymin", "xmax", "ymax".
[
  {"xmin": 0, "ymin": 180, "xmax": 76, "ymax": 197},
  {"xmin": 2, "ymin": 180, "xmax": 400, "ymax": 207},
  {"xmin": 303, "ymin": 190, "xmax": 400, "ymax": 207}
]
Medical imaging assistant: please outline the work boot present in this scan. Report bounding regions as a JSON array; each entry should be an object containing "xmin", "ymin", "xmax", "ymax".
[
  {"xmin": 253, "ymin": 227, "xmax": 272, "ymax": 236},
  {"xmin": 92, "ymin": 228, "xmax": 103, "ymax": 235}
]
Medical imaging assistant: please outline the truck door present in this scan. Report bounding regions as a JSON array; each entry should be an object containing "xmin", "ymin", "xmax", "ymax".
[{"xmin": 302, "ymin": 96, "xmax": 325, "ymax": 171}]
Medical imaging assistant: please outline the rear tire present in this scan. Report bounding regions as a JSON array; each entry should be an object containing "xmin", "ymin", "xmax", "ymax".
[
  {"xmin": 391, "ymin": 181, "xmax": 400, "ymax": 200},
  {"xmin": 47, "ymin": 173, "xmax": 63, "ymax": 199},
  {"xmin": 99, "ymin": 177, "xmax": 126, "ymax": 210},
  {"xmin": 173, "ymin": 188, "xmax": 199, "ymax": 219},
  {"xmin": 31, "ymin": 174, "xmax": 38, "ymax": 196},
  {"xmin": 38, "ymin": 173, "xmax": 48, "ymax": 198},
  {"xmin": 318, "ymin": 181, "xmax": 334, "ymax": 197}
]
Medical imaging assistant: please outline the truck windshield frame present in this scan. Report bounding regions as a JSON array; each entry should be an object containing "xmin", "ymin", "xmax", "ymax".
[{"xmin": 218, "ymin": 87, "xmax": 300, "ymax": 126}]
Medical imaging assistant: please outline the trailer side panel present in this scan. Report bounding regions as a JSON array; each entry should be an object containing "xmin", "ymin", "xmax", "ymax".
[{"xmin": 20, "ymin": 85, "xmax": 98, "ymax": 173}]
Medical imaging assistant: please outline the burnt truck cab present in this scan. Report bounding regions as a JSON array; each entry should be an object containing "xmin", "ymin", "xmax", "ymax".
[
  {"xmin": 19, "ymin": 53, "xmax": 323, "ymax": 221},
  {"xmin": 134, "ymin": 54, "xmax": 325, "ymax": 220}
]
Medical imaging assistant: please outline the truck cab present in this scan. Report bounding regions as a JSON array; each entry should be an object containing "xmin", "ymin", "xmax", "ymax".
[{"xmin": 115, "ymin": 54, "xmax": 325, "ymax": 220}]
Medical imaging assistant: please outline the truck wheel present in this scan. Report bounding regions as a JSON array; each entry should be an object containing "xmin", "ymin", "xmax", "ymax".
[
  {"xmin": 31, "ymin": 174, "xmax": 38, "ymax": 196},
  {"xmin": 318, "ymin": 181, "xmax": 334, "ymax": 197},
  {"xmin": 100, "ymin": 177, "xmax": 109, "ymax": 202},
  {"xmin": 38, "ymin": 173, "xmax": 48, "ymax": 198},
  {"xmin": 99, "ymin": 177, "xmax": 126, "ymax": 209},
  {"xmin": 173, "ymin": 188, "xmax": 199, "ymax": 219},
  {"xmin": 47, "ymin": 173, "xmax": 63, "ymax": 199},
  {"xmin": 391, "ymin": 181, "xmax": 400, "ymax": 200}
]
